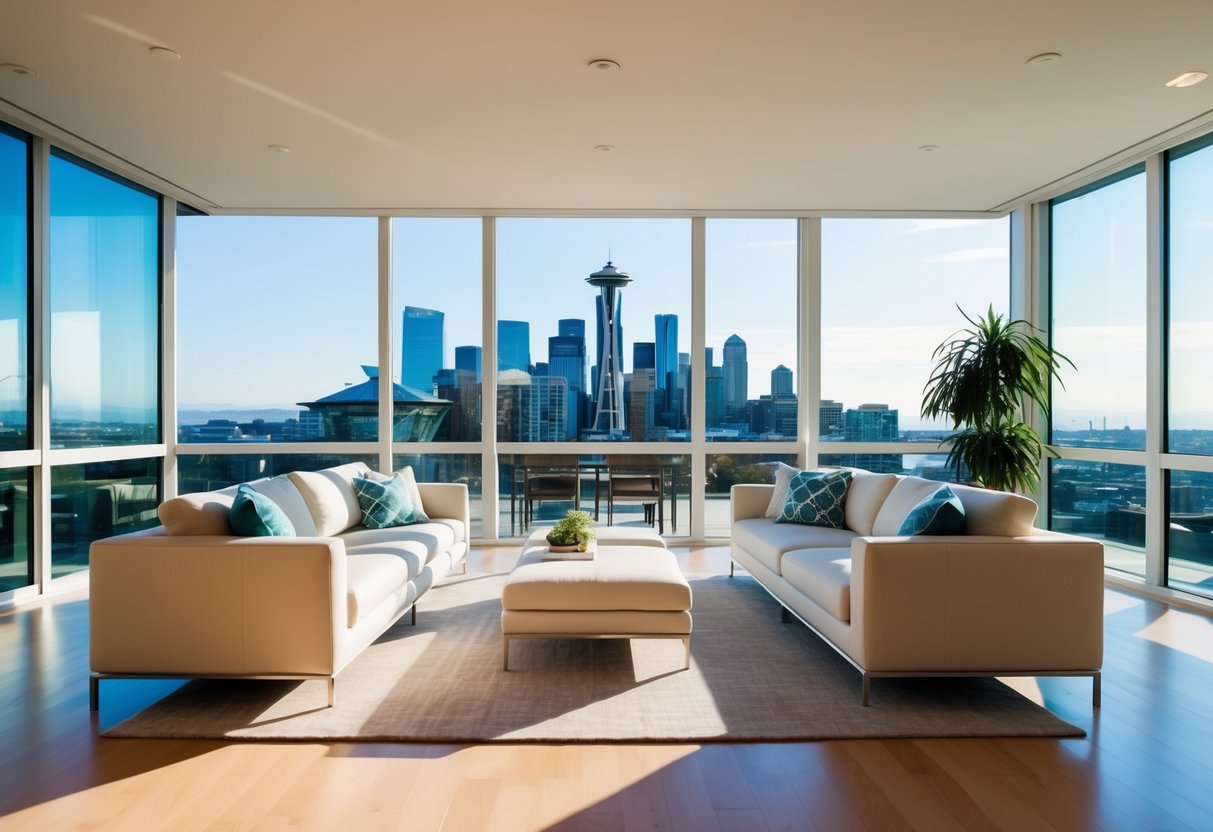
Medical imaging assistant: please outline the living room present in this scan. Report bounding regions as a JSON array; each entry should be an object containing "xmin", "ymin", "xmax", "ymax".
[{"xmin": 3, "ymin": 2, "xmax": 1213, "ymax": 829}]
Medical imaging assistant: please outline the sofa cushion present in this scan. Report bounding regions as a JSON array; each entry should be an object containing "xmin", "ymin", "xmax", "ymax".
[
  {"xmin": 229, "ymin": 484, "xmax": 296, "ymax": 537},
  {"xmin": 764, "ymin": 462, "xmax": 801, "ymax": 518},
  {"xmin": 733, "ymin": 517, "xmax": 858, "ymax": 575},
  {"xmin": 157, "ymin": 485, "xmax": 238, "ymax": 535},
  {"xmin": 288, "ymin": 463, "xmax": 370, "ymax": 537},
  {"xmin": 345, "ymin": 552, "xmax": 411, "ymax": 627},
  {"xmin": 871, "ymin": 477, "xmax": 948, "ymax": 537},
  {"xmin": 777, "ymin": 470, "xmax": 852, "ymax": 528},
  {"xmin": 780, "ymin": 548, "xmax": 852, "ymax": 622},
  {"xmin": 898, "ymin": 485, "xmax": 966, "ymax": 535},
  {"xmin": 247, "ymin": 475, "xmax": 318, "ymax": 537},
  {"xmin": 352, "ymin": 472, "xmax": 415, "ymax": 529},
  {"xmin": 339, "ymin": 521, "xmax": 457, "ymax": 562},
  {"xmin": 843, "ymin": 469, "xmax": 900, "ymax": 536},
  {"xmin": 949, "ymin": 482, "xmax": 1038, "ymax": 536}
]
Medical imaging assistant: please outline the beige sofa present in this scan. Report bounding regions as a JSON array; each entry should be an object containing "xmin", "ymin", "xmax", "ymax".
[
  {"xmin": 731, "ymin": 470, "xmax": 1104, "ymax": 706},
  {"xmin": 89, "ymin": 462, "xmax": 469, "ymax": 709}
]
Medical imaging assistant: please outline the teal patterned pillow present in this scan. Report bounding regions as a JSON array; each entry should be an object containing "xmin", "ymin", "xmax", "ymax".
[
  {"xmin": 353, "ymin": 473, "xmax": 415, "ymax": 529},
  {"xmin": 776, "ymin": 470, "xmax": 852, "ymax": 528},
  {"xmin": 229, "ymin": 483, "xmax": 296, "ymax": 537},
  {"xmin": 897, "ymin": 485, "xmax": 966, "ymax": 535}
]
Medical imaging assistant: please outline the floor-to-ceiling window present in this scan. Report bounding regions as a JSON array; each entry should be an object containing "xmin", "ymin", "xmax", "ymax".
[
  {"xmin": 0, "ymin": 125, "xmax": 32, "ymax": 593},
  {"xmin": 48, "ymin": 151, "xmax": 162, "ymax": 578},
  {"xmin": 1048, "ymin": 169, "xmax": 1148, "ymax": 577},
  {"xmin": 1166, "ymin": 135, "xmax": 1213, "ymax": 598}
]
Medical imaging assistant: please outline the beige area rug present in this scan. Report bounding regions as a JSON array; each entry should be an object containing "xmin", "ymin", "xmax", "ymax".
[{"xmin": 104, "ymin": 572, "xmax": 1083, "ymax": 742}]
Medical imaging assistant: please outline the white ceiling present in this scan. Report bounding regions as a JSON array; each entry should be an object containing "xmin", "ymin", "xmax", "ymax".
[{"xmin": 2, "ymin": 0, "xmax": 1212, "ymax": 213}]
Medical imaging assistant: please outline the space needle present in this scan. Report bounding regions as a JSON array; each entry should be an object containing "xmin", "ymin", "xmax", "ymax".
[{"xmin": 587, "ymin": 259, "xmax": 631, "ymax": 434}]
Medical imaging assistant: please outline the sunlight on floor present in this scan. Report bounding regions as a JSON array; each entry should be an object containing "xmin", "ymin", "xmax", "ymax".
[
  {"xmin": 1136, "ymin": 608, "xmax": 1213, "ymax": 664},
  {"xmin": 1104, "ymin": 589, "xmax": 1146, "ymax": 615},
  {"xmin": 998, "ymin": 676, "xmax": 1045, "ymax": 706}
]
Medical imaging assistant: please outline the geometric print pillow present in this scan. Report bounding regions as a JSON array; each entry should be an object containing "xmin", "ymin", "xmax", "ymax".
[
  {"xmin": 897, "ymin": 485, "xmax": 966, "ymax": 535},
  {"xmin": 776, "ymin": 470, "xmax": 853, "ymax": 528},
  {"xmin": 352, "ymin": 473, "xmax": 416, "ymax": 530}
]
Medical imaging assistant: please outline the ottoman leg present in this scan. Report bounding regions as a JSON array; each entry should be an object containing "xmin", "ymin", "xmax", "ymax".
[
  {"xmin": 683, "ymin": 636, "xmax": 691, "ymax": 669},
  {"xmin": 503, "ymin": 636, "xmax": 511, "ymax": 671}
]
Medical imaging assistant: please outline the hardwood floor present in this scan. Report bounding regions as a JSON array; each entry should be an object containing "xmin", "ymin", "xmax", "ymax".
[{"xmin": 2, "ymin": 545, "xmax": 1212, "ymax": 831}]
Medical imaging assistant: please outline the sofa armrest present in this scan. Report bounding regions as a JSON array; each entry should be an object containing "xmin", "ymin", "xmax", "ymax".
[
  {"xmin": 417, "ymin": 482, "xmax": 471, "ymax": 537},
  {"xmin": 731, "ymin": 484, "xmax": 774, "ymax": 523},
  {"xmin": 849, "ymin": 533, "xmax": 1104, "ymax": 672},
  {"xmin": 89, "ymin": 528, "xmax": 347, "ymax": 677}
]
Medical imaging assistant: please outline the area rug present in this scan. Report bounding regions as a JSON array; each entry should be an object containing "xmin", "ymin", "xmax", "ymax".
[{"xmin": 104, "ymin": 572, "xmax": 1084, "ymax": 742}]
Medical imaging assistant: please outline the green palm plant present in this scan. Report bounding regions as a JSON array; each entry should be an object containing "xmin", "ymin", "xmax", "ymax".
[{"xmin": 921, "ymin": 305, "xmax": 1073, "ymax": 493}]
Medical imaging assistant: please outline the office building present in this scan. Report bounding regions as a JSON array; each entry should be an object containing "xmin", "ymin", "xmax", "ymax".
[
  {"xmin": 400, "ymin": 306, "xmax": 444, "ymax": 393},
  {"xmin": 497, "ymin": 320, "xmax": 531, "ymax": 373}
]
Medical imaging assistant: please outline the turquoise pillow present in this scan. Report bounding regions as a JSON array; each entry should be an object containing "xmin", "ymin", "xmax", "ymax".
[
  {"xmin": 776, "ymin": 470, "xmax": 852, "ymax": 528},
  {"xmin": 229, "ymin": 483, "xmax": 296, "ymax": 537},
  {"xmin": 897, "ymin": 485, "xmax": 966, "ymax": 535},
  {"xmin": 353, "ymin": 473, "xmax": 415, "ymax": 530}
]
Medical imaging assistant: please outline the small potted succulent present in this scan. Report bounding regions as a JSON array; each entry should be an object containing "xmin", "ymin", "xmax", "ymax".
[{"xmin": 546, "ymin": 510, "xmax": 597, "ymax": 553}]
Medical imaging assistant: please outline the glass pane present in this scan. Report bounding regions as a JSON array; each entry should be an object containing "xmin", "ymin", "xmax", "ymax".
[
  {"xmin": 706, "ymin": 220, "xmax": 798, "ymax": 440},
  {"xmin": 496, "ymin": 219, "xmax": 691, "ymax": 441},
  {"xmin": 51, "ymin": 458, "xmax": 162, "ymax": 579},
  {"xmin": 1050, "ymin": 172, "xmax": 1147, "ymax": 448},
  {"xmin": 820, "ymin": 218, "xmax": 1010, "ymax": 442},
  {"xmin": 0, "ymin": 129, "xmax": 29, "ymax": 451},
  {"xmin": 391, "ymin": 219, "xmax": 482, "ymax": 441},
  {"xmin": 177, "ymin": 453, "xmax": 379, "ymax": 493},
  {"xmin": 393, "ymin": 453, "xmax": 483, "ymax": 539},
  {"xmin": 0, "ymin": 467, "xmax": 32, "ymax": 593},
  {"xmin": 1168, "ymin": 470, "xmax": 1213, "ymax": 598},
  {"xmin": 1050, "ymin": 459, "xmax": 1145, "ymax": 577},
  {"xmin": 177, "ymin": 217, "xmax": 378, "ymax": 442},
  {"xmin": 49, "ymin": 152, "xmax": 159, "ymax": 448},
  {"xmin": 499, "ymin": 453, "xmax": 690, "ymax": 538},
  {"xmin": 818, "ymin": 453, "xmax": 967, "ymax": 481},
  {"xmin": 704, "ymin": 453, "xmax": 798, "ymax": 537},
  {"xmin": 1168, "ymin": 141, "xmax": 1213, "ymax": 453}
]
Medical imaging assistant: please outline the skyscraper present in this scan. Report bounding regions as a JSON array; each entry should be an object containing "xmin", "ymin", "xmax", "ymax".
[
  {"xmin": 559, "ymin": 318, "xmax": 585, "ymax": 339},
  {"xmin": 705, "ymin": 347, "xmax": 725, "ymax": 429},
  {"xmin": 497, "ymin": 320, "xmax": 531, "ymax": 373},
  {"xmin": 820, "ymin": 399, "xmax": 844, "ymax": 438},
  {"xmin": 455, "ymin": 345, "xmax": 482, "ymax": 382},
  {"xmin": 654, "ymin": 314, "xmax": 677, "ymax": 391},
  {"xmin": 549, "ymin": 334, "xmax": 587, "ymax": 439},
  {"xmin": 587, "ymin": 260, "xmax": 631, "ymax": 433},
  {"xmin": 400, "ymin": 306, "xmax": 444, "ymax": 393},
  {"xmin": 722, "ymin": 334, "xmax": 748, "ymax": 422},
  {"xmin": 632, "ymin": 342, "xmax": 655, "ymax": 371},
  {"xmin": 771, "ymin": 364, "xmax": 793, "ymax": 396}
]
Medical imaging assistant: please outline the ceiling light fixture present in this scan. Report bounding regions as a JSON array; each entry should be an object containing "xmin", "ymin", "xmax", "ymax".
[
  {"xmin": 1166, "ymin": 71, "xmax": 1208, "ymax": 88},
  {"xmin": 1026, "ymin": 52, "xmax": 1062, "ymax": 65},
  {"xmin": 587, "ymin": 58, "xmax": 620, "ymax": 71},
  {"xmin": 148, "ymin": 46, "xmax": 181, "ymax": 61},
  {"xmin": 593, "ymin": 144, "xmax": 616, "ymax": 152},
  {"xmin": 267, "ymin": 144, "xmax": 291, "ymax": 153},
  {"xmin": 0, "ymin": 63, "xmax": 37, "ymax": 77},
  {"xmin": 918, "ymin": 145, "xmax": 940, "ymax": 152}
]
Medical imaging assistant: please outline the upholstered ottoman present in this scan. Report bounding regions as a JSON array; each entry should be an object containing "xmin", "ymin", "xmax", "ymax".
[{"xmin": 501, "ymin": 545, "xmax": 692, "ymax": 670}]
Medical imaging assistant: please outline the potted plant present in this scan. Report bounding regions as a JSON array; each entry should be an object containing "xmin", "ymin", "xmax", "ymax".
[
  {"xmin": 921, "ymin": 305, "xmax": 1073, "ymax": 493},
  {"xmin": 546, "ymin": 510, "xmax": 597, "ymax": 552}
]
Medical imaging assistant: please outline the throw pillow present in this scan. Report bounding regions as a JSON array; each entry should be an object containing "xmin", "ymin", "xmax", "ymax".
[
  {"xmin": 396, "ymin": 466, "xmax": 430, "ymax": 522},
  {"xmin": 897, "ymin": 485, "xmax": 966, "ymax": 535},
  {"xmin": 228, "ymin": 483, "xmax": 297, "ymax": 537},
  {"xmin": 764, "ymin": 462, "xmax": 801, "ymax": 518},
  {"xmin": 776, "ymin": 470, "xmax": 853, "ymax": 528},
  {"xmin": 353, "ymin": 473, "xmax": 416, "ymax": 529}
]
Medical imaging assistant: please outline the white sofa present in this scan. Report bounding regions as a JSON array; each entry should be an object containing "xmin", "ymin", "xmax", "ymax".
[
  {"xmin": 730, "ymin": 470, "xmax": 1105, "ymax": 705},
  {"xmin": 88, "ymin": 462, "xmax": 469, "ymax": 709}
]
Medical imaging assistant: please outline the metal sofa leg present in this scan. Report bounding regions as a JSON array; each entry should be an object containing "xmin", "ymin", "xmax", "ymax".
[
  {"xmin": 780, "ymin": 605, "xmax": 791, "ymax": 623},
  {"xmin": 862, "ymin": 673, "xmax": 871, "ymax": 707},
  {"xmin": 411, "ymin": 605, "xmax": 417, "ymax": 626},
  {"xmin": 1093, "ymin": 671, "xmax": 1101, "ymax": 708},
  {"xmin": 729, "ymin": 561, "xmax": 734, "ymax": 578},
  {"xmin": 89, "ymin": 674, "xmax": 100, "ymax": 711},
  {"xmin": 328, "ymin": 677, "xmax": 336, "ymax": 707}
]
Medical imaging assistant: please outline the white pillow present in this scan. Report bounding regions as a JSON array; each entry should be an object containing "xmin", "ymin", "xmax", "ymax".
[
  {"xmin": 391, "ymin": 466, "xmax": 431, "ymax": 522},
  {"xmin": 765, "ymin": 463, "xmax": 801, "ymax": 518}
]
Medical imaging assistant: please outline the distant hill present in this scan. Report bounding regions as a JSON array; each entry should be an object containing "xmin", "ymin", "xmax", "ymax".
[{"xmin": 178, "ymin": 407, "xmax": 302, "ymax": 425}]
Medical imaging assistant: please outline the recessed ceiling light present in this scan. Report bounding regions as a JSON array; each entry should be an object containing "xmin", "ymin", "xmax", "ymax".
[
  {"xmin": 918, "ymin": 145, "xmax": 940, "ymax": 152},
  {"xmin": 0, "ymin": 63, "xmax": 37, "ymax": 77},
  {"xmin": 1166, "ymin": 71, "xmax": 1208, "ymax": 88},
  {"xmin": 593, "ymin": 144, "xmax": 617, "ymax": 152},
  {"xmin": 1026, "ymin": 52, "xmax": 1063, "ymax": 65},
  {"xmin": 267, "ymin": 144, "xmax": 291, "ymax": 153},
  {"xmin": 587, "ymin": 58, "xmax": 620, "ymax": 71},
  {"xmin": 148, "ymin": 46, "xmax": 181, "ymax": 61}
]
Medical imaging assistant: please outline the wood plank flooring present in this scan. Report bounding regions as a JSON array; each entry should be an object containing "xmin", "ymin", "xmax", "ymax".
[{"xmin": 1, "ymin": 545, "xmax": 1212, "ymax": 831}]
